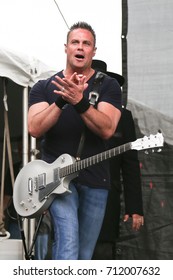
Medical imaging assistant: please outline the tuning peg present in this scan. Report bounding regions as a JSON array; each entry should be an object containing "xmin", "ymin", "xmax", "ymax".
[
  {"xmin": 144, "ymin": 150, "xmax": 149, "ymax": 154},
  {"xmin": 157, "ymin": 148, "xmax": 162, "ymax": 153},
  {"xmin": 152, "ymin": 149, "xmax": 155, "ymax": 153}
]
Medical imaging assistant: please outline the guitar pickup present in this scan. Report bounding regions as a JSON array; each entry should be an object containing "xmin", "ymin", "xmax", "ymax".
[
  {"xmin": 38, "ymin": 173, "xmax": 46, "ymax": 190},
  {"xmin": 28, "ymin": 177, "xmax": 33, "ymax": 195},
  {"xmin": 54, "ymin": 168, "xmax": 61, "ymax": 184}
]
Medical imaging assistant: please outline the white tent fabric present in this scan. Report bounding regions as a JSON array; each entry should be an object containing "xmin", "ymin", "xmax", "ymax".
[
  {"xmin": 0, "ymin": 47, "xmax": 56, "ymax": 87},
  {"xmin": 0, "ymin": 46, "xmax": 57, "ymax": 146}
]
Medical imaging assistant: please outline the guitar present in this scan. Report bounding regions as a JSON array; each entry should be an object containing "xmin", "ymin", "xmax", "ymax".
[{"xmin": 13, "ymin": 132, "xmax": 164, "ymax": 218}]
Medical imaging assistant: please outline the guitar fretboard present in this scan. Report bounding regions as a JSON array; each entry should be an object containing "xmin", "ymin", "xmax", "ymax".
[{"xmin": 59, "ymin": 142, "xmax": 132, "ymax": 178}]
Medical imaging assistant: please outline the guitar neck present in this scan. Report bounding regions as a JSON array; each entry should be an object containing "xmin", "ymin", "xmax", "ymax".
[{"xmin": 60, "ymin": 142, "xmax": 132, "ymax": 178}]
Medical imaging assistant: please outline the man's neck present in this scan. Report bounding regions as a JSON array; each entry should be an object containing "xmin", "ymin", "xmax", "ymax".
[{"xmin": 63, "ymin": 68, "xmax": 95, "ymax": 81}]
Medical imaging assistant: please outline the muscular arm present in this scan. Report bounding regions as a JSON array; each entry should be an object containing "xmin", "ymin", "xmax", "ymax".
[
  {"xmin": 28, "ymin": 73, "xmax": 121, "ymax": 139},
  {"xmin": 28, "ymin": 101, "xmax": 62, "ymax": 138},
  {"xmin": 80, "ymin": 101, "xmax": 121, "ymax": 139},
  {"xmin": 28, "ymin": 99, "xmax": 121, "ymax": 140}
]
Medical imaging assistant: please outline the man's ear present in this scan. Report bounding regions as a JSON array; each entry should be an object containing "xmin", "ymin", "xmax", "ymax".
[
  {"xmin": 92, "ymin": 47, "xmax": 97, "ymax": 57},
  {"xmin": 64, "ymin": 43, "xmax": 67, "ymax": 53}
]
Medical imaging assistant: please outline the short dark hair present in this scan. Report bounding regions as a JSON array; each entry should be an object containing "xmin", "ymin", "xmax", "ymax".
[{"xmin": 67, "ymin": 21, "xmax": 96, "ymax": 46}]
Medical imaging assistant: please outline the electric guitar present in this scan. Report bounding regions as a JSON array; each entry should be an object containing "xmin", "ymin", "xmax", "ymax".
[{"xmin": 13, "ymin": 132, "xmax": 164, "ymax": 218}]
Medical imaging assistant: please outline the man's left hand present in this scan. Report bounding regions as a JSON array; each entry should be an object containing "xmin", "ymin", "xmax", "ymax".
[{"xmin": 123, "ymin": 214, "xmax": 144, "ymax": 231}]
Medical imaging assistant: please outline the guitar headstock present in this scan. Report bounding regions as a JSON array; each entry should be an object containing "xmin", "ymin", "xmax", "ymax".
[{"xmin": 131, "ymin": 132, "xmax": 164, "ymax": 152}]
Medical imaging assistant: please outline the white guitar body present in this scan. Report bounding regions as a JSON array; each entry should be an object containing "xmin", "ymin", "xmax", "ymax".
[
  {"xmin": 13, "ymin": 132, "xmax": 164, "ymax": 219},
  {"xmin": 13, "ymin": 154, "xmax": 77, "ymax": 218}
]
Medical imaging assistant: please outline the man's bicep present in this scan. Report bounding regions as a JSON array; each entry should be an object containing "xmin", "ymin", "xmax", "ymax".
[
  {"xmin": 28, "ymin": 102, "xmax": 49, "ymax": 119},
  {"xmin": 98, "ymin": 101, "xmax": 121, "ymax": 130}
]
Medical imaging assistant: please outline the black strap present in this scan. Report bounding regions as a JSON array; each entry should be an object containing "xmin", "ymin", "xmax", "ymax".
[
  {"xmin": 76, "ymin": 128, "xmax": 86, "ymax": 161},
  {"xmin": 89, "ymin": 71, "xmax": 106, "ymax": 106},
  {"xmin": 75, "ymin": 71, "xmax": 105, "ymax": 160}
]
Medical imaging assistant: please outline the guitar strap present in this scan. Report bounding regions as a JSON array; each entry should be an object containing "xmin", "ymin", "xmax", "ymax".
[
  {"xmin": 88, "ymin": 71, "xmax": 106, "ymax": 106},
  {"xmin": 76, "ymin": 71, "xmax": 106, "ymax": 160}
]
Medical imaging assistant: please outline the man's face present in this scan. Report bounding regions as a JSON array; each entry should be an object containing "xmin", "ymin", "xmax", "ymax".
[{"xmin": 65, "ymin": 28, "xmax": 96, "ymax": 70}]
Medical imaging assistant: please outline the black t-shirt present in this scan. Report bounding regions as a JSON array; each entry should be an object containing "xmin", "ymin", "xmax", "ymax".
[{"xmin": 29, "ymin": 70, "xmax": 122, "ymax": 188}]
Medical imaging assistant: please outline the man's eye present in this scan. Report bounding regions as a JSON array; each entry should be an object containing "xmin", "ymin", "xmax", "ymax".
[{"xmin": 84, "ymin": 42, "xmax": 91, "ymax": 46}]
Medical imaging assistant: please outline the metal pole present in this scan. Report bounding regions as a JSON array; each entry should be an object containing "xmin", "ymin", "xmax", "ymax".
[
  {"xmin": 22, "ymin": 87, "xmax": 29, "ymax": 254},
  {"xmin": 29, "ymin": 136, "xmax": 37, "ymax": 255}
]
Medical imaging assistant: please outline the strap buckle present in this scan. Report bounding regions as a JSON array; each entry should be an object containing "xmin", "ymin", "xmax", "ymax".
[{"xmin": 89, "ymin": 91, "xmax": 99, "ymax": 105}]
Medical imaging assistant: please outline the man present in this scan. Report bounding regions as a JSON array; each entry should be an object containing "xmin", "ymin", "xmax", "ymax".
[
  {"xmin": 28, "ymin": 22, "xmax": 122, "ymax": 260},
  {"xmin": 91, "ymin": 59, "xmax": 144, "ymax": 259}
]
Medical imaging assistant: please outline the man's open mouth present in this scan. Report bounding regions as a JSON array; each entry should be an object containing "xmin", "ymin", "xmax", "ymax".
[{"xmin": 75, "ymin": 54, "xmax": 85, "ymax": 59}]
